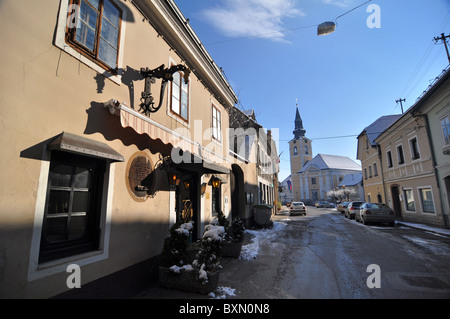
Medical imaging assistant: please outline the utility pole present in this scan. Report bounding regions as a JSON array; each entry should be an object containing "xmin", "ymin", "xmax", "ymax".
[
  {"xmin": 396, "ymin": 98, "xmax": 406, "ymax": 113},
  {"xmin": 434, "ymin": 33, "xmax": 450, "ymax": 64}
]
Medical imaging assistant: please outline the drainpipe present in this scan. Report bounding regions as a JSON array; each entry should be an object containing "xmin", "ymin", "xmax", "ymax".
[
  {"xmin": 412, "ymin": 112, "xmax": 448, "ymax": 228},
  {"xmin": 377, "ymin": 144, "xmax": 388, "ymax": 206}
]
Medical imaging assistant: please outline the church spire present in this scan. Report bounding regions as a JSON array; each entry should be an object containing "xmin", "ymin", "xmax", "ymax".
[{"xmin": 293, "ymin": 99, "xmax": 306, "ymax": 139}]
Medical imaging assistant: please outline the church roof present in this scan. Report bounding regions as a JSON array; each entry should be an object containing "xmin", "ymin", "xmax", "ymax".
[
  {"xmin": 298, "ymin": 154, "xmax": 361, "ymax": 173},
  {"xmin": 339, "ymin": 173, "xmax": 363, "ymax": 187}
]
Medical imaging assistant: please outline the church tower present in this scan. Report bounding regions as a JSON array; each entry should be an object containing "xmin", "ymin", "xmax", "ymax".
[{"xmin": 289, "ymin": 101, "xmax": 313, "ymax": 201}]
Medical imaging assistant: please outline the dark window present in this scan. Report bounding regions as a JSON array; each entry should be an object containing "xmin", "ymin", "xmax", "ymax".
[
  {"xmin": 397, "ymin": 145, "xmax": 405, "ymax": 165},
  {"xmin": 387, "ymin": 150, "xmax": 393, "ymax": 168},
  {"xmin": 410, "ymin": 138, "xmax": 420, "ymax": 160},
  {"xmin": 39, "ymin": 151, "xmax": 105, "ymax": 263},
  {"xmin": 66, "ymin": 0, "xmax": 122, "ymax": 71}
]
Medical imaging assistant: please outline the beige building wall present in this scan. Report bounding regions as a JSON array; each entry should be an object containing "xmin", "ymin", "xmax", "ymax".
[
  {"xmin": 0, "ymin": 0, "xmax": 237, "ymax": 298},
  {"xmin": 376, "ymin": 114, "xmax": 444, "ymax": 227},
  {"xmin": 357, "ymin": 133, "xmax": 386, "ymax": 203}
]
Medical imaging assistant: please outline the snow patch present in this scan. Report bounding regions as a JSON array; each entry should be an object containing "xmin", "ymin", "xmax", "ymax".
[
  {"xmin": 209, "ymin": 286, "xmax": 237, "ymax": 299},
  {"xmin": 239, "ymin": 221, "xmax": 287, "ymax": 260}
]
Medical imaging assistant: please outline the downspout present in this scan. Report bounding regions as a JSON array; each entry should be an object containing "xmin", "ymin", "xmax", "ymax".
[
  {"xmin": 412, "ymin": 112, "xmax": 448, "ymax": 228},
  {"xmin": 377, "ymin": 144, "xmax": 388, "ymax": 206}
]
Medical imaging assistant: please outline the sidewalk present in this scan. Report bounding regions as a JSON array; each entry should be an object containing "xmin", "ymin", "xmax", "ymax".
[{"xmin": 396, "ymin": 220, "xmax": 450, "ymax": 237}]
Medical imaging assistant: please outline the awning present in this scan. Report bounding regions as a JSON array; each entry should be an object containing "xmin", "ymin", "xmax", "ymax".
[
  {"xmin": 48, "ymin": 132, "xmax": 124, "ymax": 162},
  {"xmin": 103, "ymin": 99, "xmax": 229, "ymax": 169}
]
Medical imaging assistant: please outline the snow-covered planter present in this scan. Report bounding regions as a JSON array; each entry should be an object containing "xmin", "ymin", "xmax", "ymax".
[
  {"xmin": 158, "ymin": 221, "xmax": 224, "ymax": 294},
  {"xmin": 215, "ymin": 212, "xmax": 246, "ymax": 258},
  {"xmin": 158, "ymin": 265, "xmax": 220, "ymax": 294}
]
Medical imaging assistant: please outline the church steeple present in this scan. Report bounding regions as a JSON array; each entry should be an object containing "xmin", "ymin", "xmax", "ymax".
[{"xmin": 293, "ymin": 100, "xmax": 306, "ymax": 139}]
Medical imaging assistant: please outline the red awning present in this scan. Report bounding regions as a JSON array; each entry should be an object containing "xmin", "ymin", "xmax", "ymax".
[{"xmin": 103, "ymin": 99, "xmax": 228, "ymax": 168}]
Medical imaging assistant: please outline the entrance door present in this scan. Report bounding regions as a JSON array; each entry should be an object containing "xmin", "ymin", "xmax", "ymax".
[
  {"xmin": 391, "ymin": 186, "xmax": 402, "ymax": 219},
  {"xmin": 231, "ymin": 164, "xmax": 245, "ymax": 221},
  {"xmin": 176, "ymin": 173, "xmax": 199, "ymax": 241}
]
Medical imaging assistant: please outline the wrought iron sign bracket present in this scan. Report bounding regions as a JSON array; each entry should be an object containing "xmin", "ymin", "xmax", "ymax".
[{"xmin": 139, "ymin": 64, "xmax": 190, "ymax": 116}]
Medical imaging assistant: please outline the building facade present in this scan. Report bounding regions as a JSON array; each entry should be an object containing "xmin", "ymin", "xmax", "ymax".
[
  {"xmin": 0, "ymin": 0, "xmax": 246, "ymax": 298},
  {"xmin": 298, "ymin": 154, "xmax": 362, "ymax": 202},
  {"xmin": 357, "ymin": 115, "xmax": 402, "ymax": 203}
]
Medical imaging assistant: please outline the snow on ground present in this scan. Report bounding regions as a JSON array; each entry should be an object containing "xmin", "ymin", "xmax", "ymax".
[
  {"xmin": 209, "ymin": 286, "xmax": 237, "ymax": 299},
  {"xmin": 403, "ymin": 235, "xmax": 450, "ymax": 256},
  {"xmin": 239, "ymin": 221, "xmax": 287, "ymax": 261}
]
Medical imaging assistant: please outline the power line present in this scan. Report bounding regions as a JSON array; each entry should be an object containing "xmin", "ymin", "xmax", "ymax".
[{"xmin": 204, "ymin": 0, "xmax": 373, "ymax": 46}]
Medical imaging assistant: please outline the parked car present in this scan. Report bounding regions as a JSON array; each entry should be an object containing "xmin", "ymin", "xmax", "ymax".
[
  {"xmin": 290, "ymin": 202, "xmax": 307, "ymax": 216},
  {"xmin": 337, "ymin": 202, "xmax": 348, "ymax": 213},
  {"xmin": 345, "ymin": 201, "xmax": 365, "ymax": 219},
  {"xmin": 356, "ymin": 203, "xmax": 395, "ymax": 226},
  {"xmin": 315, "ymin": 201, "xmax": 333, "ymax": 208}
]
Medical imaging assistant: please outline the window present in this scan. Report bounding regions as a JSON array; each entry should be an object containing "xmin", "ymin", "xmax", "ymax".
[
  {"xmin": 441, "ymin": 115, "xmax": 450, "ymax": 145},
  {"xmin": 419, "ymin": 188, "xmax": 435, "ymax": 213},
  {"xmin": 39, "ymin": 151, "xmax": 105, "ymax": 263},
  {"xmin": 369, "ymin": 166, "xmax": 372, "ymax": 178},
  {"xmin": 311, "ymin": 177, "xmax": 316, "ymax": 185},
  {"xmin": 305, "ymin": 144, "xmax": 309, "ymax": 155},
  {"xmin": 212, "ymin": 105, "xmax": 221, "ymax": 141},
  {"xmin": 364, "ymin": 168, "xmax": 367, "ymax": 180},
  {"xmin": 410, "ymin": 137, "xmax": 420, "ymax": 160},
  {"xmin": 387, "ymin": 150, "xmax": 393, "ymax": 168},
  {"xmin": 170, "ymin": 70, "xmax": 189, "ymax": 121},
  {"xmin": 397, "ymin": 145, "xmax": 405, "ymax": 165},
  {"xmin": 66, "ymin": 0, "xmax": 122, "ymax": 70},
  {"xmin": 373, "ymin": 163, "xmax": 378, "ymax": 176},
  {"xmin": 403, "ymin": 189, "xmax": 415, "ymax": 211},
  {"xmin": 293, "ymin": 146, "xmax": 298, "ymax": 155}
]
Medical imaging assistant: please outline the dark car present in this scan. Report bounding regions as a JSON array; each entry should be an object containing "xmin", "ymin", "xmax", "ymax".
[
  {"xmin": 337, "ymin": 202, "xmax": 348, "ymax": 213},
  {"xmin": 345, "ymin": 201, "xmax": 365, "ymax": 219},
  {"xmin": 356, "ymin": 203, "xmax": 395, "ymax": 226}
]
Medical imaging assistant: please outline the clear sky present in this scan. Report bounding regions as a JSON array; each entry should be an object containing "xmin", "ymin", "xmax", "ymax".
[{"xmin": 174, "ymin": 0, "xmax": 450, "ymax": 181}]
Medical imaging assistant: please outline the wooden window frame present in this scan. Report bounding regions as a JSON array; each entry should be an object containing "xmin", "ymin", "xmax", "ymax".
[
  {"xmin": 212, "ymin": 104, "xmax": 222, "ymax": 142},
  {"xmin": 39, "ymin": 151, "xmax": 105, "ymax": 263},
  {"xmin": 169, "ymin": 69, "xmax": 189, "ymax": 122},
  {"xmin": 65, "ymin": 0, "xmax": 123, "ymax": 73}
]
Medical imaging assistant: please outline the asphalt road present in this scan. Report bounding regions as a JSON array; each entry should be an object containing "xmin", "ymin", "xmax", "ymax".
[
  {"xmin": 137, "ymin": 206, "xmax": 450, "ymax": 299},
  {"xmin": 218, "ymin": 207, "xmax": 450, "ymax": 299}
]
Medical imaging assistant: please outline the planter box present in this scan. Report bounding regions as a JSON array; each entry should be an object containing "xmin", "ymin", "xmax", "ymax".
[
  {"xmin": 158, "ymin": 266, "xmax": 219, "ymax": 294},
  {"xmin": 222, "ymin": 241, "xmax": 242, "ymax": 258}
]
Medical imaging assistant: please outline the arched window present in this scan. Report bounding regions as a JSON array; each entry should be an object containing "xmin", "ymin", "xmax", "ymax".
[{"xmin": 294, "ymin": 146, "xmax": 298, "ymax": 155}]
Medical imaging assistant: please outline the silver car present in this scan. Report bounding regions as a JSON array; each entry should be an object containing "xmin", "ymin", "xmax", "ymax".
[
  {"xmin": 345, "ymin": 201, "xmax": 365, "ymax": 219},
  {"xmin": 289, "ymin": 202, "xmax": 307, "ymax": 216},
  {"xmin": 356, "ymin": 203, "xmax": 395, "ymax": 226}
]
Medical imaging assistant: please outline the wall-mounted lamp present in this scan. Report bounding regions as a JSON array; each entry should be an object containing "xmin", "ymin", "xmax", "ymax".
[
  {"xmin": 168, "ymin": 172, "xmax": 181, "ymax": 186},
  {"xmin": 139, "ymin": 64, "xmax": 190, "ymax": 116},
  {"xmin": 183, "ymin": 180, "xmax": 191, "ymax": 190},
  {"xmin": 211, "ymin": 178, "xmax": 221, "ymax": 189}
]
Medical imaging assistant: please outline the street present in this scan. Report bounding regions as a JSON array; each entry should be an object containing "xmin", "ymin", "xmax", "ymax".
[{"xmin": 137, "ymin": 206, "xmax": 450, "ymax": 299}]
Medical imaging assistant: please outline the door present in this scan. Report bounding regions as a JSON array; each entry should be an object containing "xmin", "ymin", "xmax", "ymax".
[
  {"xmin": 391, "ymin": 186, "xmax": 402, "ymax": 219},
  {"xmin": 176, "ymin": 173, "xmax": 199, "ymax": 241}
]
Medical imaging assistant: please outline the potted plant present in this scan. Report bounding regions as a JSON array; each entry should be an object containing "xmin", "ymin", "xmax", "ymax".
[
  {"xmin": 216, "ymin": 211, "xmax": 245, "ymax": 258},
  {"xmin": 158, "ymin": 220, "xmax": 224, "ymax": 294}
]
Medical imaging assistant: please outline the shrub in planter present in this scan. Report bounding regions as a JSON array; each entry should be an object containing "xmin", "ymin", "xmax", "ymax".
[
  {"xmin": 159, "ymin": 221, "xmax": 224, "ymax": 294},
  {"xmin": 215, "ymin": 211, "xmax": 245, "ymax": 258}
]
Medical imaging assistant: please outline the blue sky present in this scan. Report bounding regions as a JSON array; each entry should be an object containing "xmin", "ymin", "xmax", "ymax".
[{"xmin": 174, "ymin": 0, "xmax": 450, "ymax": 181}]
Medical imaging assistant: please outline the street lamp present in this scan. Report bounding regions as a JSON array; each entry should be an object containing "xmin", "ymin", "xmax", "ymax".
[{"xmin": 317, "ymin": 21, "xmax": 336, "ymax": 36}]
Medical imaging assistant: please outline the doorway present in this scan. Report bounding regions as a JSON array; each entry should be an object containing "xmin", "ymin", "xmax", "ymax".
[
  {"xmin": 231, "ymin": 164, "xmax": 245, "ymax": 221},
  {"xmin": 391, "ymin": 186, "xmax": 402, "ymax": 219},
  {"xmin": 176, "ymin": 172, "xmax": 199, "ymax": 241}
]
